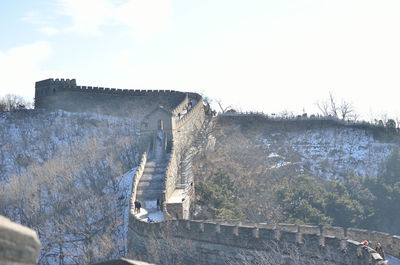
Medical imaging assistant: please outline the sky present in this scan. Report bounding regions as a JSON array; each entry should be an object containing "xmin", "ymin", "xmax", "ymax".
[{"xmin": 0, "ymin": 0, "xmax": 400, "ymax": 120}]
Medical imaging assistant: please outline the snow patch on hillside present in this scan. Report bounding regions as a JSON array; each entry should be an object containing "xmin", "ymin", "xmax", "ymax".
[
  {"xmin": 259, "ymin": 127, "xmax": 394, "ymax": 178},
  {"xmin": 0, "ymin": 110, "xmax": 141, "ymax": 181}
]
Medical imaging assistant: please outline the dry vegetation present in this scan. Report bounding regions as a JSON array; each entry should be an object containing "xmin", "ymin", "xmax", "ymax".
[
  {"xmin": 192, "ymin": 115, "xmax": 399, "ymax": 227},
  {"xmin": 0, "ymin": 110, "xmax": 140, "ymax": 264}
]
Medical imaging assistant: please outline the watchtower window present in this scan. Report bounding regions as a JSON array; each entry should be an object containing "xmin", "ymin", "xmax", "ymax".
[{"xmin": 158, "ymin": 120, "xmax": 163, "ymax": 130}]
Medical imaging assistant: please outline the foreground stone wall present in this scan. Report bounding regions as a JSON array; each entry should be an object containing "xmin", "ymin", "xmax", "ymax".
[
  {"xmin": 127, "ymin": 218, "xmax": 387, "ymax": 265},
  {"xmin": 0, "ymin": 215, "xmax": 41, "ymax": 265}
]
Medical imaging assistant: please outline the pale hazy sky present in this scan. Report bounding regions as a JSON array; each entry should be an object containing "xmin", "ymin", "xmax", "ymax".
[{"xmin": 0, "ymin": 0, "xmax": 399, "ymax": 120}]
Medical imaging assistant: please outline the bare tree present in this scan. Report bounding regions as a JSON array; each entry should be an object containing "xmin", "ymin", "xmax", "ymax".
[
  {"xmin": 316, "ymin": 92, "xmax": 356, "ymax": 120},
  {"xmin": 0, "ymin": 100, "xmax": 6, "ymax": 112},
  {"xmin": 329, "ymin": 92, "xmax": 338, "ymax": 118},
  {"xmin": 395, "ymin": 116, "xmax": 400, "ymax": 129},
  {"xmin": 316, "ymin": 99, "xmax": 330, "ymax": 116},
  {"xmin": 216, "ymin": 99, "xmax": 233, "ymax": 114},
  {"xmin": 0, "ymin": 94, "xmax": 31, "ymax": 111},
  {"xmin": 339, "ymin": 99, "xmax": 354, "ymax": 120}
]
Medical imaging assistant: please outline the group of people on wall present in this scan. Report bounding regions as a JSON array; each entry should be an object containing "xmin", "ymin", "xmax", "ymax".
[{"xmin": 362, "ymin": 240, "xmax": 385, "ymax": 259}]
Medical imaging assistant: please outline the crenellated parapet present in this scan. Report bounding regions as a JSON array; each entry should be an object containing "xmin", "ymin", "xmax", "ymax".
[
  {"xmin": 128, "ymin": 217, "xmax": 390, "ymax": 264},
  {"xmin": 174, "ymin": 94, "xmax": 203, "ymax": 129},
  {"xmin": 162, "ymin": 93, "xmax": 205, "ymax": 219},
  {"xmin": 35, "ymin": 78, "xmax": 184, "ymax": 97},
  {"xmin": 34, "ymin": 78, "xmax": 186, "ymax": 118}
]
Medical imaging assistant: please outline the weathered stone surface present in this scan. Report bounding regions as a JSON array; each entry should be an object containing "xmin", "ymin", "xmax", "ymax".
[
  {"xmin": 92, "ymin": 258, "xmax": 155, "ymax": 265},
  {"xmin": 0, "ymin": 215, "xmax": 41, "ymax": 265}
]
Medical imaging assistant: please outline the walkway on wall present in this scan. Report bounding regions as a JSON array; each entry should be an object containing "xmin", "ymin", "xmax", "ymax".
[
  {"xmin": 176, "ymin": 98, "xmax": 198, "ymax": 120},
  {"xmin": 388, "ymin": 255, "xmax": 400, "ymax": 265},
  {"xmin": 134, "ymin": 131, "xmax": 167, "ymax": 222}
]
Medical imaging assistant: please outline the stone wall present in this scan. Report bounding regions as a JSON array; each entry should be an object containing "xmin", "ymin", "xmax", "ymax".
[
  {"xmin": 33, "ymin": 78, "xmax": 395, "ymax": 264},
  {"xmin": 347, "ymin": 228, "xmax": 400, "ymax": 258},
  {"xmin": 129, "ymin": 152, "xmax": 147, "ymax": 215},
  {"xmin": 0, "ymin": 215, "xmax": 41, "ymax": 265},
  {"xmin": 171, "ymin": 94, "xmax": 189, "ymax": 116},
  {"xmin": 35, "ymin": 78, "xmax": 205, "ymax": 220},
  {"xmin": 35, "ymin": 78, "xmax": 186, "ymax": 119},
  {"xmin": 127, "ymin": 218, "xmax": 387, "ymax": 265},
  {"xmin": 163, "ymin": 93, "xmax": 205, "ymax": 219}
]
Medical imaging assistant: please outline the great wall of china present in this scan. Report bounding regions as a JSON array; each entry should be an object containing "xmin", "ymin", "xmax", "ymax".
[{"xmin": 1, "ymin": 78, "xmax": 399, "ymax": 264}]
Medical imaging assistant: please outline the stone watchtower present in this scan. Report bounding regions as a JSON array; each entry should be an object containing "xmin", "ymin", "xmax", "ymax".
[{"xmin": 34, "ymin": 78, "xmax": 77, "ymax": 109}]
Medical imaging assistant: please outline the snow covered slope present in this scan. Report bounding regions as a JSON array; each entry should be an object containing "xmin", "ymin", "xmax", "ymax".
[
  {"xmin": 0, "ymin": 110, "xmax": 140, "ymax": 181},
  {"xmin": 259, "ymin": 126, "xmax": 394, "ymax": 179}
]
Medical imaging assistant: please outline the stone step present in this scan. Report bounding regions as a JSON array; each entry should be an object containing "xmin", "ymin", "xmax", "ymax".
[
  {"xmin": 146, "ymin": 160, "xmax": 168, "ymax": 167},
  {"xmin": 144, "ymin": 162, "xmax": 167, "ymax": 169},
  {"xmin": 175, "ymin": 184, "xmax": 186, "ymax": 189},
  {"xmin": 136, "ymin": 190, "xmax": 162, "ymax": 198},
  {"xmin": 140, "ymin": 200, "xmax": 159, "ymax": 209},
  {"xmin": 136, "ymin": 190, "xmax": 164, "ymax": 200},
  {"xmin": 138, "ymin": 179, "xmax": 164, "ymax": 189},
  {"xmin": 140, "ymin": 173, "xmax": 164, "ymax": 181},
  {"xmin": 143, "ymin": 168, "xmax": 166, "ymax": 175},
  {"xmin": 136, "ymin": 186, "xmax": 164, "ymax": 193}
]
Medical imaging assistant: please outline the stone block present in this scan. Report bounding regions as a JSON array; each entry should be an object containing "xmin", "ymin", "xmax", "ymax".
[
  {"xmin": 92, "ymin": 258, "xmax": 155, "ymax": 265},
  {"xmin": 322, "ymin": 226, "xmax": 344, "ymax": 239},
  {"xmin": 258, "ymin": 227, "xmax": 277, "ymax": 241},
  {"xmin": 370, "ymin": 231, "xmax": 391, "ymax": 248},
  {"xmin": 278, "ymin": 223, "xmax": 298, "ymax": 232},
  {"xmin": 0, "ymin": 215, "xmax": 41, "ymax": 265},
  {"xmin": 279, "ymin": 230, "xmax": 298, "ymax": 244},
  {"xmin": 347, "ymin": 228, "xmax": 370, "ymax": 243},
  {"xmin": 391, "ymin": 235, "xmax": 400, "ymax": 258},
  {"xmin": 324, "ymin": 236, "xmax": 342, "ymax": 250},
  {"xmin": 301, "ymin": 233, "xmax": 322, "ymax": 249},
  {"xmin": 298, "ymin": 225, "xmax": 320, "ymax": 235}
]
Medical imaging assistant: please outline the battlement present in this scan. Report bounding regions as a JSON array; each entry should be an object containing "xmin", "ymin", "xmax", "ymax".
[
  {"xmin": 0, "ymin": 215, "xmax": 41, "ymax": 265},
  {"xmin": 35, "ymin": 78, "xmax": 184, "ymax": 99},
  {"xmin": 34, "ymin": 78, "xmax": 187, "ymax": 118},
  {"xmin": 128, "ymin": 215, "xmax": 390, "ymax": 264}
]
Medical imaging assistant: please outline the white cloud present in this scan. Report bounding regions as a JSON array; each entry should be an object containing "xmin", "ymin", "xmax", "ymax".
[
  {"xmin": 0, "ymin": 42, "xmax": 64, "ymax": 101},
  {"xmin": 57, "ymin": 0, "xmax": 113, "ymax": 35},
  {"xmin": 38, "ymin": 26, "xmax": 60, "ymax": 36},
  {"xmin": 21, "ymin": 11, "xmax": 47, "ymax": 25},
  {"xmin": 22, "ymin": 10, "xmax": 60, "ymax": 36},
  {"xmin": 111, "ymin": 50, "xmax": 137, "ymax": 73},
  {"xmin": 22, "ymin": 1, "xmax": 173, "ymax": 39},
  {"xmin": 114, "ymin": 0, "xmax": 172, "ymax": 40},
  {"xmin": 55, "ymin": 0, "xmax": 172, "ymax": 38}
]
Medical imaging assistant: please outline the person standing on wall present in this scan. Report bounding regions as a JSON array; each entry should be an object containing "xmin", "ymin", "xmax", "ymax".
[{"xmin": 375, "ymin": 243, "xmax": 385, "ymax": 260}]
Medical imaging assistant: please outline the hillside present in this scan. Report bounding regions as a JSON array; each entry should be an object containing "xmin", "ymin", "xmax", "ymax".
[
  {"xmin": 0, "ymin": 110, "xmax": 140, "ymax": 181},
  {"xmin": 2, "ymin": 109, "xmax": 400, "ymax": 264},
  {"xmin": 0, "ymin": 110, "xmax": 141, "ymax": 264},
  {"xmin": 192, "ymin": 115, "xmax": 400, "ymax": 233}
]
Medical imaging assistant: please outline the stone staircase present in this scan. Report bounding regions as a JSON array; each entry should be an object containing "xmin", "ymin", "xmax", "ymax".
[
  {"xmin": 136, "ymin": 160, "xmax": 166, "ymax": 203},
  {"xmin": 135, "ymin": 131, "xmax": 167, "ymax": 219}
]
